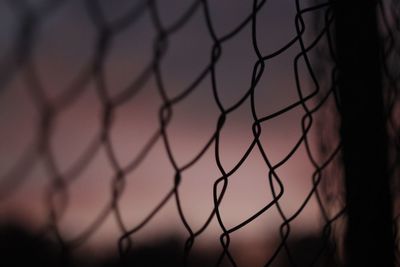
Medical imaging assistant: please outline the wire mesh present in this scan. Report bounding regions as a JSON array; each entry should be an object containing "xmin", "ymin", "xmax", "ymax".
[{"xmin": 0, "ymin": 0, "xmax": 399, "ymax": 266}]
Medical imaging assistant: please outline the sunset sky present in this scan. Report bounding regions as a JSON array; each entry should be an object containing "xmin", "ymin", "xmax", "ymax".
[{"xmin": 0, "ymin": 0, "xmax": 334, "ymax": 262}]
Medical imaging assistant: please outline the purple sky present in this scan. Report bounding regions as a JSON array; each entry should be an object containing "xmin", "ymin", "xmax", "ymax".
[{"xmin": 0, "ymin": 0, "xmax": 332, "ymax": 260}]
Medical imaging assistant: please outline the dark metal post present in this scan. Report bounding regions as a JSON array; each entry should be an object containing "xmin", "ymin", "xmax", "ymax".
[{"xmin": 333, "ymin": 0, "xmax": 395, "ymax": 266}]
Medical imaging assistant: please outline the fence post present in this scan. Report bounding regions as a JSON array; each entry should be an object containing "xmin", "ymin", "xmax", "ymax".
[{"xmin": 333, "ymin": 0, "xmax": 395, "ymax": 266}]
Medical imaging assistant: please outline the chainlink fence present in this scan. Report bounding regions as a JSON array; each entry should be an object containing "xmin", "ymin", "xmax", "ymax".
[{"xmin": 0, "ymin": 0, "xmax": 399, "ymax": 266}]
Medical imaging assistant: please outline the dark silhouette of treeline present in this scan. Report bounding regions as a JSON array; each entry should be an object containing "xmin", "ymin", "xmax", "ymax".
[{"xmin": 0, "ymin": 222, "xmax": 338, "ymax": 267}]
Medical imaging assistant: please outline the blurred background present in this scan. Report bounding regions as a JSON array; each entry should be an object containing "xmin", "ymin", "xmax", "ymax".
[{"xmin": 0, "ymin": 0, "xmax": 347, "ymax": 266}]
